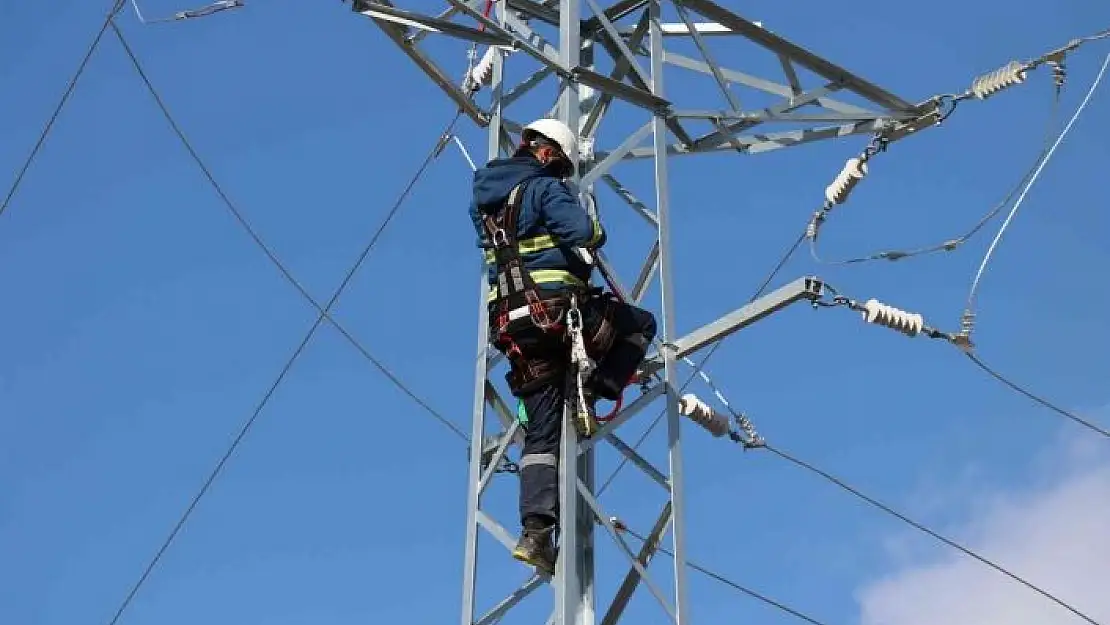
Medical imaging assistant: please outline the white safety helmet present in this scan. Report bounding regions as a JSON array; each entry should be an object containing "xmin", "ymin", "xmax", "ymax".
[{"xmin": 522, "ymin": 118, "xmax": 578, "ymax": 162}]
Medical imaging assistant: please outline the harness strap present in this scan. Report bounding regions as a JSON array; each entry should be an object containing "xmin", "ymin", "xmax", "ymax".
[{"xmin": 483, "ymin": 181, "xmax": 564, "ymax": 330}]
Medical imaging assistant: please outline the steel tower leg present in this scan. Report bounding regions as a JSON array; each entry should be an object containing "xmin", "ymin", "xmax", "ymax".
[
  {"xmin": 555, "ymin": 0, "xmax": 591, "ymax": 623},
  {"xmin": 460, "ymin": 31, "xmax": 508, "ymax": 625},
  {"xmin": 648, "ymin": 0, "xmax": 689, "ymax": 622}
]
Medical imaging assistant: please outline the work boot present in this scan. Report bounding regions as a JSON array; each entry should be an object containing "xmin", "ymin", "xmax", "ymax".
[
  {"xmin": 573, "ymin": 386, "xmax": 598, "ymax": 439},
  {"xmin": 512, "ymin": 518, "xmax": 557, "ymax": 576}
]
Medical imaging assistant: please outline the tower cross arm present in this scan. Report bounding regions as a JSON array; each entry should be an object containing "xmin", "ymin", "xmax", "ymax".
[{"xmin": 640, "ymin": 276, "xmax": 825, "ymax": 376}]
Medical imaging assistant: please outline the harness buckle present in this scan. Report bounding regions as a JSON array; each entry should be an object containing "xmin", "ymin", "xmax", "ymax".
[{"xmin": 491, "ymin": 228, "xmax": 509, "ymax": 247}]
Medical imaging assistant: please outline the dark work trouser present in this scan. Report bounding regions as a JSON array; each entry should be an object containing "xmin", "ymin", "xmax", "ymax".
[
  {"xmin": 582, "ymin": 297, "xmax": 657, "ymax": 400},
  {"xmin": 518, "ymin": 297, "xmax": 658, "ymax": 526}
]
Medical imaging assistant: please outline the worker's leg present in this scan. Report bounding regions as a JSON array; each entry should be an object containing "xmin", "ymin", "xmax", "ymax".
[
  {"xmin": 513, "ymin": 380, "xmax": 562, "ymax": 574},
  {"xmin": 518, "ymin": 381, "xmax": 562, "ymax": 525},
  {"xmin": 586, "ymin": 299, "xmax": 657, "ymax": 400}
]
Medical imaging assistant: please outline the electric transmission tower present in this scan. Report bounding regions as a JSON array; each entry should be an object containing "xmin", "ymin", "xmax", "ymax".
[{"xmin": 345, "ymin": 1, "xmax": 942, "ymax": 623}]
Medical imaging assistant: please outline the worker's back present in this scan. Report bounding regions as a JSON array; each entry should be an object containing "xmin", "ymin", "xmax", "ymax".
[{"xmin": 469, "ymin": 155, "xmax": 606, "ymax": 297}]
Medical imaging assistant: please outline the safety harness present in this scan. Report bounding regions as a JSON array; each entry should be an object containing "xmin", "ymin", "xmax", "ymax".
[
  {"xmin": 483, "ymin": 181, "xmax": 576, "ymax": 395},
  {"xmin": 482, "ymin": 178, "xmax": 622, "ymax": 414}
]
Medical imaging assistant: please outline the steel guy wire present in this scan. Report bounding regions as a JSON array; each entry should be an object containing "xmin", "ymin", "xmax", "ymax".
[
  {"xmin": 808, "ymin": 91, "xmax": 1062, "ymax": 267},
  {"xmin": 103, "ymin": 23, "xmax": 467, "ymax": 625},
  {"xmin": 0, "ymin": 0, "xmax": 127, "ymax": 221},
  {"xmin": 962, "ymin": 50, "xmax": 1110, "ymax": 328},
  {"xmin": 110, "ymin": 21, "xmax": 467, "ymax": 441},
  {"xmin": 597, "ymin": 230, "xmax": 807, "ymax": 496},
  {"xmin": 964, "ymin": 352, "xmax": 1110, "ymax": 438},
  {"xmin": 618, "ymin": 524, "xmax": 831, "ymax": 625},
  {"xmin": 761, "ymin": 443, "xmax": 1102, "ymax": 625}
]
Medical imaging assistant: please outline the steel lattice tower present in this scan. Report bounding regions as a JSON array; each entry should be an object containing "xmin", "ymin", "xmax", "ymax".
[{"xmin": 346, "ymin": 1, "xmax": 937, "ymax": 623}]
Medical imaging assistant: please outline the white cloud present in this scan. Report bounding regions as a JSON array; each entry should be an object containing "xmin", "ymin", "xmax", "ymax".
[{"xmin": 856, "ymin": 430, "xmax": 1110, "ymax": 625}]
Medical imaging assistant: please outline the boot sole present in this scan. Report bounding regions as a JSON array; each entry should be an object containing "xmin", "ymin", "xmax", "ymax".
[{"xmin": 512, "ymin": 547, "xmax": 555, "ymax": 576}]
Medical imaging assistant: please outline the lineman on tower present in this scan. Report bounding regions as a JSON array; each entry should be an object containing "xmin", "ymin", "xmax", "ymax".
[{"xmin": 469, "ymin": 118, "xmax": 657, "ymax": 575}]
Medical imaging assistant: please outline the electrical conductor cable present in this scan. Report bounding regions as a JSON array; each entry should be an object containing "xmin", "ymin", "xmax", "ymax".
[
  {"xmin": 953, "ymin": 52, "xmax": 1110, "ymax": 440},
  {"xmin": 598, "ymin": 268, "xmax": 1103, "ymax": 624},
  {"xmin": 103, "ymin": 21, "xmax": 468, "ymax": 625},
  {"xmin": 761, "ymin": 443, "xmax": 1102, "ymax": 625},
  {"xmin": 612, "ymin": 523, "xmax": 832, "ymax": 625},
  {"xmin": 962, "ymin": 50, "xmax": 1110, "ymax": 328},
  {"xmin": 809, "ymin": 92, "xmax": 1062, "ymax": 267},
  {"xmin": 1, "ymin": 0, "xmax": 127, "ymax": 221},
  {"xmin": 806, "ymin": 27, "xmax": 1110, "ymax": 268},
  {"xmin": 964, "ymin": 352, "xmax": 1110, "ymax": 438},
  {"xmin": 110, "ymin": 21, "xmax": 466, "ymax": 440}
]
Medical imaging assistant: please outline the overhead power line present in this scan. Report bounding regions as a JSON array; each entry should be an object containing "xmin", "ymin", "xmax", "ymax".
[
  {"xmin": 103, "ymin": 20, "xmax": 466, "ymax": 625},
  {"xmin": 607, "ymin": 364, "xmax": 1101, "ymax": 625},
  {"xmin": 960, "ymin": 50, "xmax": 1110, "ymax": 332},
  {"xmin": 618, "ymin": 524, "xmax": 832, "ymax": 625},
  {"xmin": 965, "ymin": 352, "xmax": 1110, "ymax": 438},
  {"xmin": 761, "ymin": 443, "xmax": 1102, "ymax": 625},
  {"xmin": 109, "ymin": 20, "xmax": 467, "ymax": 442},
  {"xmin": 0, "ymin": 1, "xmax": 126, "ymax": 221},
  {"xmin": 808, "ymin": 90, "xmax": 1062, "ymax": 267}
]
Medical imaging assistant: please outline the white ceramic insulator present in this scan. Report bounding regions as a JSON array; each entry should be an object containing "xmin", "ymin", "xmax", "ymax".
[
  {"xmin": 468, "ymin": 46, "xmax": 499, "ymax": 90},
  {"xmin": 677, "ymin": 393, "xmax": 730, "ymax": 437},
  {"xmin": 824, "ymin": 157, "xmax": 868, "ymax": 206},
  {"xmin": 970, "ymin": 61, "xmax": 1027, "ymax": 99},
  {"xmin": 860, "ymin": 298, "xmax": 925, "ymax": 337}
]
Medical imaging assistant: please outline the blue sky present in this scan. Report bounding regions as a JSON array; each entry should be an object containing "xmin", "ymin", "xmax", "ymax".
[{"xmin": 2, "ymin": 1, "xmax": 1109, "ymax": 624}]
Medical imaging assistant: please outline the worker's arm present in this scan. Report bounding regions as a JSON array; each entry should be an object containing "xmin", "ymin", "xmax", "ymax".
[
  {"xmin": 468, "ymin": 197, "xmax": 490, "ymax": 248},
  {"xmin": 537, "ymin": 178, "xmax": 606, "ymax": 249}
]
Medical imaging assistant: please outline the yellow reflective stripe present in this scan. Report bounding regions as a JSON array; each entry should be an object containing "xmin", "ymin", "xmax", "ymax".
[
  {"xmin": 585, "ymin": 213, "xmax": 604, "ymax": 247},
  {"xmin": 482, "ymin": 234, "xmax": 559, "ymax": 264},
  {"xmin": 531, "ymin": 269, "xmax": 584, "ymax": 286},
  {"xmin": 487, "ymin": 270, "xmax": 585, "ymax": 301},
  {"xmin": 520, "ymin": 234, "xmax": 557, "ymax": 254}
]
